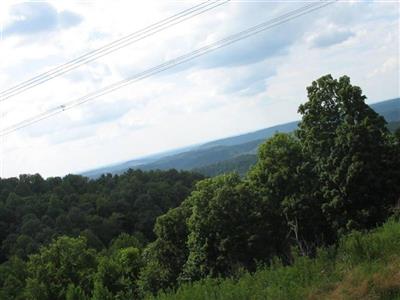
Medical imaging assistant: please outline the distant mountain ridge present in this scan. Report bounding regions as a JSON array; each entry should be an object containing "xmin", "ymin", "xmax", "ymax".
[
  {"xmin": 368, "ymin": 98, "xmax": 400, "ymax": 122},
  {"xmin": 198, "ymin": 121, "xmax": 299, "ymax": 149},
  {"xmin": 140, "ymin": 139, "xmax": 262, "ymax": 171},
  {"xmin": 192, "ymin": 154, "xmax": 258, "ymax": 177},
  {"xmin": 81, "ymin": 98, "xmax": 400, "ymax": 178}
]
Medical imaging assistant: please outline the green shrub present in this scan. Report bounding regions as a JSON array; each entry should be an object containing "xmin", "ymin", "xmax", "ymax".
[{"xmin": 149, "ymin": 220, "xmax": 400, "ymax": 300}]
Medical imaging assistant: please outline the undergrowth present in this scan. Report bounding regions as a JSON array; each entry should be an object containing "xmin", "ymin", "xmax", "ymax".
[{"xmin": 149, "ymin": 219, "xmax": 400, "ymax": 300}]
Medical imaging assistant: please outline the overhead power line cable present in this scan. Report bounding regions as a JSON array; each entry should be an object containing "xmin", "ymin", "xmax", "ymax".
[
  {"xmin": 0, "ymin": 0, "xmax": 336, "ymax": 137},
  {"xmin": 0, "ymin": 0, "xmax": 229, "ymax": 101}
]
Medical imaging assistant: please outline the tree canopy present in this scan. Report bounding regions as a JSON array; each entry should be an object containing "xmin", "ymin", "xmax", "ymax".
[{"xmin": 0, "ymin": 75, "xmax": 399, "ymax": 299}]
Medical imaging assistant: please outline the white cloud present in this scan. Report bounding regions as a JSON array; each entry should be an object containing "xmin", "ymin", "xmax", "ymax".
[
  {"xmin": 309, "ymin": 25, "xmax": 354, "ymax": 48},
  {"xmin": 3, "ymin": 2, "xmax": 82, "ymax": 37},
  {"xmin": 0, "ymin": 0, "xmax": 399, "ymax": 178}
]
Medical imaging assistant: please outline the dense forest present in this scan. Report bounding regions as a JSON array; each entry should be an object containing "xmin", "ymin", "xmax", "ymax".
[
  {"xmin": 1, "ymin": 75, "xmax": 400, "ymax": 299},
  {"xmin": 0, "ymin": 170, "xmax": 203, "ymax": 299},
  {"xmin": 152, "ymin": 219, "xmax": 400, "ymax": 299}
]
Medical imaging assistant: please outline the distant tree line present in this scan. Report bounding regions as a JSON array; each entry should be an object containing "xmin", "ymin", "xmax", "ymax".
[
  {"xmin": 193, "ymin": 154, "xmax": 258, "ymax": 177},
  {"xmin": 0, "ymin": 169, "xmax": 203, "ymax": 299},
  {"xmin": 0, "ymin": 75, "xmax": 399, "ymax": 299}
]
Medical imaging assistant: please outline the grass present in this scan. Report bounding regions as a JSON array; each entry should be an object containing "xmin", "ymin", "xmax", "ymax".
[{"xmin": 148, "ymin": 219, "xmax": 400, "ymax": 300}]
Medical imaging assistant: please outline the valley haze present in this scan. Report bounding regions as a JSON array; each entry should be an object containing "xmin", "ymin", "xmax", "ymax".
[
  {"xmin": 0, "ymin": 1, "xmax": 398, "ymax": 178},
  {"xmin": 82, "ymin": 97, "xmax": 400, "ymax": 179}
]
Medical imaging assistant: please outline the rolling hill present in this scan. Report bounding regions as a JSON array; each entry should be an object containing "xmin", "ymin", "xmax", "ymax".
[
  {"xmin": 140, "ymin": 139, "xmax": 261, "ymax": 171},
  {"xmin": 82, "ymin": 98, "xmax": 400, "ymax": 178},
  {"xmin": 192, "ymin": 154, "xmax": 258, "ymax": 177}
]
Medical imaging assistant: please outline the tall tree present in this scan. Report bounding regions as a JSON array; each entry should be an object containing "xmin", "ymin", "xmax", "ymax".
[
  {"xmin": 182, "ymin": 174, "xmax": 269, "ymax": 281},
  {"xmin": 93, "ymin": 247, "xmax": 142, "ymax": 299},
  {"xmin": 139, "ymin": 202, "xmax": 192, "ymax": 294},
  {"xmin": 297, "ymin": 74, "xmax": 398, "ymax": 233},
  {"xmin": 249, "ymin": 133, "xmax": 330, "ymax": 255},
  {"xmin": 24, "ymin": 236, "xmax": 97, "ymax": 300}
]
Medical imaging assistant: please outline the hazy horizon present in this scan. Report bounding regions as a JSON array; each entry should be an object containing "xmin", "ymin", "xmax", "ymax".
[{"xmin": 0, "ymin": 0, "xmax": 399, "ymax": 177}]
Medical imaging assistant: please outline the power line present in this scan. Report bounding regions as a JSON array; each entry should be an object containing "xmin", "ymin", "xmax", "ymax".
[
  {"xmin": 0, "ymin": 0, "xmax": 227, "ymax": 100},
  {"xmin": 0, "ymin": 1, "xmax": 333, "ymax": 136},
  {"xmin": 0, "ymin": 0, "xmax": 336, "ymax": 137},
  {"xmin": 0, "ymin": 0, "xmax": 229, "ymax": 101}
]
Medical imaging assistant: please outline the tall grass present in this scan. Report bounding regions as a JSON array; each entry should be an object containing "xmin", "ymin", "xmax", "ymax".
[{"xmin": 148, "ymin": 219, "xmax": 400, "ymax": 300}]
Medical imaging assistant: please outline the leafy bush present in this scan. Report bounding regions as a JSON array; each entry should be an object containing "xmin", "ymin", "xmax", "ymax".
[{"xmin": 149, "ymin": 220, "xmax": 400, "ymax": 300}]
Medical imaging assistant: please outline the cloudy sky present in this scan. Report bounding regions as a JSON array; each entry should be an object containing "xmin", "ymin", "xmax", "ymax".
[{"xmin": 0, "ymin": 0, "xmax": 398, "ymax": 178}]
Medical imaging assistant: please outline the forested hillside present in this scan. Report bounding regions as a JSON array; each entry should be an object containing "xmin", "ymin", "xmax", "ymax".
[
  {"xmin": 0, "ymin": 75, "xmax": 399, "ymax": 299},
  {"xmin": 152, "ymin": 219, "xmax": 400, "ymax": 299},
  {"xmin": 82, "ymin": 97, "xmax": 399, "ymax": 178},
  {"xmin": 140, "ymin": 139, "xmax": 260, "ymax": 172},
  {"xmin": 192, "ymin": 154, "xmax": 257, "ymax": 177},
  {"xmin": 140, "ymin": 97, "xmax": 398, "ymax": 175},
  {"xmin": 193, "ymin": 119, "xmax": 400, "ymax": 177},
  {"xmin": 388, "ymin": 121, "xmax": 400, "ymax": 132},
  {"xmin": 0, "ymin": 169, "xmax": 204, "ymax": 256}
]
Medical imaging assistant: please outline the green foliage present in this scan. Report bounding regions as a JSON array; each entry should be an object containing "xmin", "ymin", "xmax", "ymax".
[
  {"xmin": 0, "ymin": 256, "xmax": 27, "ymax": 300},
  {"xmin": 249, "ymin": 133, "xmax": 329, "ymax": 254},
  {"xmin": 108, "ymin": 232, "xmax": 142, "ymax": 253},
  {"xmin": 182, "ymin": 174, "xmax": 268, "ymax": 281},
  {"xmin": 150, "ymin": 220, "xmax": 400, "ymax": 300},
  {"xmin": 24, "ymin": 236, "xmax": 97, "ymax": 300},
  {"xmin": 0, "ymin": 76, "xmax": 399, "ymax": 299},
  {"xmin": 0, "ymin": 169, "xmax": 202, "ymax": 261},
  {"xmin": 338, "ymin": 218, "xmax": 400, "ymax": 266},
  {"xmin": 93, "ymin": 246, "xmax": 143, "ymax": 299},
  {"xmin": 139, "ymin": 203, "xmax": 192, "ymax": 294},
  {"xmin": 148, "ymin": 252, "xmax": 337, "ymax": 300},
  {"xmin": 298, "ymin": 74, "xmax": 399, "ymax": 233},
  {"xmin": 0, "ymin": 169, "xmax": 202, "ymax": 299},
  {"xmin": 65, "ymin": 284, "xmax": 88, "ymax": 300}
]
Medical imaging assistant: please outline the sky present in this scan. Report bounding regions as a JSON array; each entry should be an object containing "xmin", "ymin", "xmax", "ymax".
[{"xmin": 0, "ymin": 0, "xmax": 399, "ymax": 178}]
